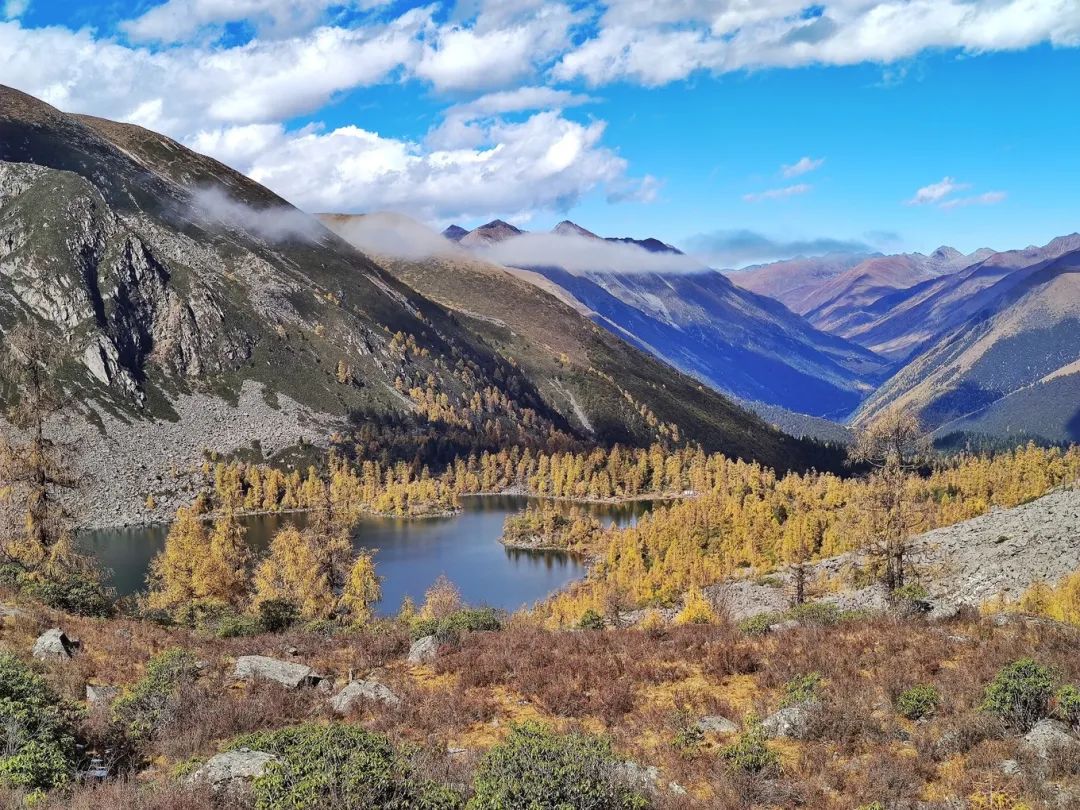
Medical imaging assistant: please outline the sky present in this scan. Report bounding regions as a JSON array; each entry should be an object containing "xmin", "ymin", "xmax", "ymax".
[{"xmin": 2, "ymin": 0, "xmax": 1079, "ymax": 266}]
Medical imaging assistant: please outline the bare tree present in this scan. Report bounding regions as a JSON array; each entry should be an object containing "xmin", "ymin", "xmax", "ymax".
[{"xmin": 850, "ymin": 407, "xmax": 931, "ymax": 591}]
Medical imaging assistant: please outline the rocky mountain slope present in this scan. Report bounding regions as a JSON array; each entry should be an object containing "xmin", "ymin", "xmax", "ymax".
[
  {"xmin": 319, "ymin": 213, "xmax": 823, "ymax": 465},
  {"xmin": 855, "ymin": 247, "xmax": 1080, "ymax": 442},
  {"xmin": 727, "ymin": 253, "xmax": 870, "ymax": 312},
  {"xmin": 0, "ymin": 86, "xmax": 817, "ymax": 524},
  {"xmin": 712, "ymin": 486, "xmax": 1080, "ymax": 620}
]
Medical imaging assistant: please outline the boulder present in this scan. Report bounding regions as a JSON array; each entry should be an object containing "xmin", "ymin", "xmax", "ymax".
[
  {"xmin": 768, "ymin": 619, "xmax": 800, "ymax": 633},
  {"xmin": 999, "ymin": 759, "xmax": 1022, "ymax": 777},
  {"xmin": 234, "ymin": 655, "xmax": 322, "ymax": 688},
  {"xmin": 32, "ymin": 628, "xmax": 77, "ymax": 660},
  {"xmin": 188, "ymin": 749, "xmax": 279, "ymax": 792},
  {"xmin": 1021, "ymin": 719, "xmax": 1078, "ymax": 759},
  {"xmin": 407, "ymin": 635, "xmax": 440, "ymax": 664},
  {"xmin": 762, "ymin": 704, "xmax": 814, "ymax": 740},
  {"xmin": 85, "ymin": 684, "xmax": 120, "ymax": 706},
  {"xmin": 330, "ymin": 679, "xmax": 402, "ymax": 713},
  {"xmin": 696, "ymin": 715, "xmax": 738, "ymax": 735}
]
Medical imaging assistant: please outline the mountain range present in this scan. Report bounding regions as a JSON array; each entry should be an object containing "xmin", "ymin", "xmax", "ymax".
[
  {"xmin": 439, "ymin": 219, "xmax": 1080, "ymax": 444},
  {"xmin": 0, "ymin": 84, "xmax": 818, "ymax": 507}
]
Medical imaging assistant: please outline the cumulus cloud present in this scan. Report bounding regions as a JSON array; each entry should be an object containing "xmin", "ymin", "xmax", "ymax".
[
  {"xmin": 555, "ymin": 0, "xmax": 1080, "ymax": 86},
  {"xmin": 122, "ymin": 0, "xmax": 389, "ymax": 43},
  {"xmin": 480, "ymin": 232, "xmax": 707, "ymax": 274},
  {"xmin": 190, "ymin": 111, "xmax": 629, "ymax": 221},
  {"xmin": 187, "ymin": 186, "xmax": 327, "ymax": 242},
  {"xmin": 743, "ymin": 183, "xmax": 812, "ymax": 202},
  {"xmin": 0, "ymin": 12, "xmax": 427, "ymax": 135},
  {"xmin": 685, "ymin": 229, "xmax": 873, "ymax": 267},
  {"xmin": 781, "ymin": 156, "xmax": 824, "ymax": 178},
  {"xmin": 415, "ymin": 2, "xmax": 579, "ymax": 91}
]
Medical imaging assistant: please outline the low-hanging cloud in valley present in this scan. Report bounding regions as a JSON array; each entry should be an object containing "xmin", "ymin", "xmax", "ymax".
[
  {"xmin": 685, "ymin": 229, "xmax": 873, "ymax": 268},
  {"xmin": 481, "ymin": 232, "xmax": 707, "ymax": 274},
  {"xmin": 186, "ymin": 186, "xmax": 326, "ymax": 243},
  {"xmin": 321, "ymin": 212, "xmax": 460, "ymax": 260}
]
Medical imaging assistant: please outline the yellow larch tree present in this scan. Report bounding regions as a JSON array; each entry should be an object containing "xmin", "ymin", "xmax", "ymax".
[
  {"xmin": 340, "ymin": 551, "xmax": 382, "ymax": 622},
  {"xmin": 251, "ymin": 525, "xmax": 335, "ymax": 619}
]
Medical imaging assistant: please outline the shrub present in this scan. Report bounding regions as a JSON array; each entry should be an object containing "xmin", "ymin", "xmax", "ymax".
[
  {"xmin": 781, "ymin": 673, "xmax": 822, "ymax": 708},
  {"xmin": 16, "ymin": 571, "xmax": 113, "ymax": 618},
  {"xmin": 1055, "ymin": 685, "xmax": 1080, "ymax": 729},
  {"xmin": 214, "ymin": 611, "xmax": 263, "ymax": 638},
  {"xmin": 227, "ymin": 723, "xmax": 459, "ymax": 809},
  {"xmin": 258, "ymin": 598, "xmax": 299, "ymax": 633},
  {"xmin": 720, "ymin": 716, "xmax": 779, "ymax": 775},
  {"xmin": 896, "ymin": 685, "xmax": 940, "ymax": 720},
  {"xmin": 981, "ymin": 658, "xmax": 1054, "ymax": 730},
  {"xmin": 411, "ymin": 607, "xmax": 504, "ymax": 643},
  {"xmin": 468, "ymin": 722, "xmax": 647, "ymax": 810},
  {"xmin": 787, "ymin": 601, "xmax": 841, "ymax": 627},
  {"xmin": 738, "ymin": 613, "xmax": 776, "ymax": 636},
  {"xmin": 113, "ymin": 649, "xmax": 201, "ymax": 741},
  {"xmin": 674, "ymin": 588, "xmax": 717, "ymax": 625},
  {"xmin": 0, "ymin": 652, "xmax": 81, "ymax": 793},
  {"xmin": 578, "ymin": 609, "xmax": 605, "ymax": 631}
]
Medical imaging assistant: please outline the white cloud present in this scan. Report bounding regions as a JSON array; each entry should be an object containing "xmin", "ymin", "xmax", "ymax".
[
  {"xmin": 122, "ymin": 0, "xmax": 388, "ymax": 43},
  {"xmin": 2, "ymin": 0, "xmax": 28, "ymax": 20},
  {"xmin": 189, "ymin": 111, "xmax": 629, "ymax": 221},
  {"xmin": 0, "ymin": 14, "xmax": 427, "ymax": 136},
  {"xmin": 322, "ymin": 212, "xmax": 459, "ymax": 259},
  {"xmin": 555, "ymin": 0, "xmax": 1080, "ymax": 86},
  {"xmin": 906, "ymin": 176, "xmax": 969, "ymax": 205},
  {"xmin": 481, "ymin": 232, "xmax": 707, "ymax": 274},
  {"xmin": 781, "ymin": 156, "xmax": 824, "ymax": 178},
  {"xmin": 939, "ymin": 190, "xmax": 1007, "ymax": 209},
  {"xmin": 743, "ymin": 183, "xmax": 812, "ymax": 202},
  {"xmin": 188, "ymin": 186, "xmax": 327, "ymax": 242},
  {"xmin": 415, "ymin": 3, "xmax": 579, "ymax": 91}
]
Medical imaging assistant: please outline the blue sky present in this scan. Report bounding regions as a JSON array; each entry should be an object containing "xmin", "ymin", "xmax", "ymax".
[{"xmin": 2, "ymin": 0, "xmax": 1079, "ymax": 265}]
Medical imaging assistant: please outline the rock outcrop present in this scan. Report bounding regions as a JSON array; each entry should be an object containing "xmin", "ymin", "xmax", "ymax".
[
  {"xmin": 407, "ymin": 636, "xmax": 439, "ymax": 665},
  {"xmin": 32, "ymin": 628, "xmax": 78, "ymax": 660},
  {"xmin": 329, "ymin": 678, "xmax": 402, "ymax": 713},
  {"xmin": 234, "ymin": 655, "xmax": 322, "ymax": 688},
  {"xmin": 187, "ymin": 749, "xmax": 279, "ymax": 793}
]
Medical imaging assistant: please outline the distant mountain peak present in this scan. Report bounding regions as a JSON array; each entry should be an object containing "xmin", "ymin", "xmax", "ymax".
[
  {"xmin": 930, "ymin": 245, "xmax": 961, "ymax": 262},
  {"xmin": 442, "ymin": 224, "xmax": 468, "ymax": 242},
  {"xmin": 459, "ymin": 219, "xmax": 523, "ymax": 247},
  {"xmin": 553, "ymin": 220, "xmax": 599, "ymax": 239},
  {"xmin": 605, "ymin": 236, "xmax": 683, "ymax": 255}
]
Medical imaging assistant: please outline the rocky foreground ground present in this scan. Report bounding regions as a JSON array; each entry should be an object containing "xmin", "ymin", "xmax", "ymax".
[{"xmin": 707, "ymin": 487, "xmax": 1080, "ymax": 620}]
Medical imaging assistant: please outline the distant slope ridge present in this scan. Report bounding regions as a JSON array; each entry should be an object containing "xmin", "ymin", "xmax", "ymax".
[{"xmin": 444, "ymin": 219, "xmax": 890, "ymax": 419}]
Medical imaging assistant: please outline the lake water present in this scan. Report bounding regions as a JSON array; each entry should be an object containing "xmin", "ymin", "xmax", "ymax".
[{"xmin": 78, "ymin": 496, "xmax": 654, "ymax": 615}]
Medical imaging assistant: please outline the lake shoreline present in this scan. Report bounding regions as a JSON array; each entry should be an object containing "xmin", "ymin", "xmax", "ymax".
[{"xmin": 81, "ymin": 488, "xmax": 688, "ymax": 531}]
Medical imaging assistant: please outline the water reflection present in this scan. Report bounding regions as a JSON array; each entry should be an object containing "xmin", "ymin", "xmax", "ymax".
[{"xmin": 79, "ymin": 496, "xmax": 653, "ymax": 615}]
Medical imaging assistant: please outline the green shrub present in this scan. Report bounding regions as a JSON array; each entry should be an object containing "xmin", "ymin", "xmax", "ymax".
[
  {"xmin": 786, "ymin": 601, "xmax": 840, "ymax": 627},
  {"xmin": 720, "ymin": 716, "xmax": 779, "ymax": 775},
  {"xmin": 738, "ymin": 613, "xmax": 776, "ymax": 636},
  {"xmin": 1056, "ymin": 684, "xmax": 1080, "ymax": 729},
  {"xmin": 781, "ymin": 673, "xmax": 822, "ymax": 708},
  {"xmin": 15, "ymin": 571, "xmax": 113, "ymax": 618},
  {"xmin": 112, "ymin": 649, "xmax": 201, "ymax": 741},
  {"xmin": 981, "ymin": 658, "xmax": 1054, "ymax": 730},
  {"xmin": 893, "ymin": 583, "xmax": 929, "ymax": 602},
  {"xmin": 896, "ymin": 685, "xmax": 940, "ymax": 720},
  {"xmin": 468, "ymin": 722, "xmax": 647, "ymax": 810},
  {"xmin": 0, "ymin": 653, "xmax": 81, "ymax": 792},
  {"xmin": 578, "ymin": 609, "xmax": 605, "ymax": 631},
  {"xmin": 258, "ymin": 598, "xmax": 299, "ymax": 633},
  {"xmin": 411, "ymin": 607, "xmax": 504, "ymax": 642},
  {"xmin": 214, "ymin": 611, "xmax": 263, "ymax": 638},
  {"xmin": 227, "ymin": 723, "xmax": 460, "ymax": 809}
]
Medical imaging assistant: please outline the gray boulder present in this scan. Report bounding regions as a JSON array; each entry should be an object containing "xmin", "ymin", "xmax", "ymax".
[
  {"xmin": 234, "ymin": 655, "xmax": 322, "ymax": 688},
  {"xmin": 32, "ymin": 628, "xmax": 77, "ymax": 660},
  {"xmin": 696, "ymin": 715, "xmax": 738, "ymax": 735},
  {"xmin": 407, "ymin": 635, "xmax": 440, "ymax": 664},
  {"xmin": 1000, "ymin": 759, "xmax": 1022, "ymax": 777},
  {"xmin": 188, "ymin": 749, "xmax": 279, "ymax": 792},
  {"xmin": 330, "ymin": 678, "xmax": 402, "ymax": 713},
  {"xmin": 85, "ymin": 684, "xmax": 120, "ymax": 706},
  {"xmin": 762, "ymin": 704, "xmax": 814, "ymax": 739},
  {"xmin": 1021, "ymin": 719, "xmax": 1078, "ymax": 759},
  {"xmin": 768, "ymin": 619, "xmax": 800, "ymax": 633}
]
